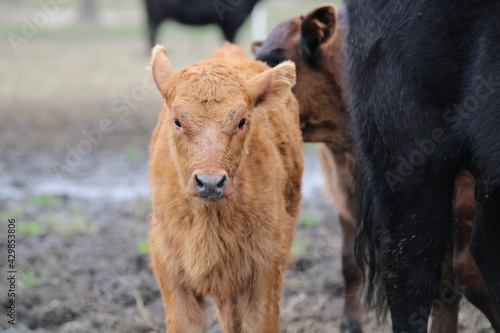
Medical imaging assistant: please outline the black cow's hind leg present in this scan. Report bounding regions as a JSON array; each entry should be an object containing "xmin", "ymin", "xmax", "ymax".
[{"xmin": 381, "ymin": 175, "xmax": 454, "ymax": 333}]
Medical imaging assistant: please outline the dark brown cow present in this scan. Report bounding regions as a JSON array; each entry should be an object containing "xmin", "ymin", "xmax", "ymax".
[
  {"xmin": 253, "ymin": 6, "xmax": 359, "ymax": 332},
  {"xmin": 253, "ymin": 5, "xmax": 500, "ymax": 333}
]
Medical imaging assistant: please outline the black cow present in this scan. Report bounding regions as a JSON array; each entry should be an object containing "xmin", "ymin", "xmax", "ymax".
[
  {"xmin": 143, "ymin": 0, "xmax": 260, "ymax": 48},
  {"xmin": 254, "ymin": 4, "xmax": 500, "ymax": 332},
  {"xmin": 346, "ymin": 0, "xmax": 500, "ymax": 332}
]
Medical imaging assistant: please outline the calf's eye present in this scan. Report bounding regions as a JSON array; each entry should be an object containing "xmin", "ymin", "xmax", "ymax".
[
  {"xmin": 238, "ymin": 119, "xmax": 246, "ymax": 128},
  {"xmin": 174, "ymin": 119, "xmax": 182, "ymax": 128}
]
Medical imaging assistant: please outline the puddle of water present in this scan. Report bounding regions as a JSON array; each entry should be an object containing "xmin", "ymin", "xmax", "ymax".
[
  {"xmin": 1, "ymin": 152, "xmax": 326, "ymax": 204},
  {"xmin": 33, "ymin": 181, "xmax": 150, "ymax": 201}
]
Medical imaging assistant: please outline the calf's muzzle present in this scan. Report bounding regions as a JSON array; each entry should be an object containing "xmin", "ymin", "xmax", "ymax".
[{"xmin": 193, "ymin": 172, "xmax": 228, "ymax": 199}]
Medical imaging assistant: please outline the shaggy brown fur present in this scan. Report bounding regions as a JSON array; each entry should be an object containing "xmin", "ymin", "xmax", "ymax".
[
  {"xmin": 148, "ymin": 43, "xmax": 303, "ymax": 333},
  {"xmin": 253, "ymin": 5, "xmax": 499, "ymax": 333}
]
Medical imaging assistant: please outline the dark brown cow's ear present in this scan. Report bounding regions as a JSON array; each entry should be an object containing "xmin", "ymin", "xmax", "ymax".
[
  {"xmin": 300, "ymin": 5, "xmax": 337, "ymax": 55},
  {"xmin": 151, "ymin": 45, "xmax": 174, "ymax": 92},
  {"xmin": 250, "ymin": 40, "xmax": 263, "ymax": 56}
]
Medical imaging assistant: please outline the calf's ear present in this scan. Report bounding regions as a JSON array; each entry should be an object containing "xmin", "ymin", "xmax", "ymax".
[
  {"xmin": 250, "ymin": 40, "xmax": 263, "ymax": 56},
  {"xmin": 151, "ymin": 45, "xmax": 174, "ymax": 92},
  {"xmin": 247, "ymin": 60, "xmax": 296, "ymax": 109},
  {"xmin": 300, "ymin": 5, "xmax": 337, "ymax": 56}
]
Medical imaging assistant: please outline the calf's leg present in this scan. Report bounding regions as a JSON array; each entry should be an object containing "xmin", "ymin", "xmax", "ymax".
[
  {"xmin": 212, "ymin": 260, "xmax": 285, "ymax": 333},
  {"xmin": 154, "ymin": 274, "xmax": 205, "ymax": 332},
  {"xmin": 214, "ymin": 291, "xmax": 280, "ymax": 333},
  {"xmin": 162, "ymin": 287, "xmax": 205, "ymax": 333},
  {"xmin": 319, "ymin": 145, "xmax": 363, "ymax": 333},
  {"xmin": 212, "ymin": 297, "xmax": 238, "ymax": 333},
  {"xmin": 149, "ymin": 236, "xmax": 205, "ymax": 333},
  {"xmin": 240, "ymin": 265, "xmax": 285, "ymax": 332}
]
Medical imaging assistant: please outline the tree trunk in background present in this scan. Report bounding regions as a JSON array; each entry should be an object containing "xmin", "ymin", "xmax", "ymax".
[{"xmin": 79, "ymin": 0, "xmax": 97, "ymax": 22}]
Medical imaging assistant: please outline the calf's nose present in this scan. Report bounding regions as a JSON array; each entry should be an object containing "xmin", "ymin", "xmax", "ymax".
[{"xmin": 194, "ymin": 174, "xmax": 227, "ymax": 199}]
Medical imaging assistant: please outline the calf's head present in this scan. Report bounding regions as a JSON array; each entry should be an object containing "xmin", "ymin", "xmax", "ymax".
[
  {"xmin": 151, "ymin": 46, "xmax": 296, "ymax": 199},
  {"xmin": 252, "ymin": 5, "xmax": 348, "ymax": 144}
]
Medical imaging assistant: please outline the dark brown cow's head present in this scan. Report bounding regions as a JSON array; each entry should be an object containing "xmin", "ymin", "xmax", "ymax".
[
  {"xmin": 252, "ymin": 5, "xmax": 351, "ymax": 149},
  {"xmin": 150, "ymin": 45, "xmax": 296, "ymax": 200}
]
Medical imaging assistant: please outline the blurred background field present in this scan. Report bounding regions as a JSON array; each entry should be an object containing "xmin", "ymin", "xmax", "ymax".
[
  {"xmin": 0, "ymin": 0, "xmax": 494, "ymax": 332},
  {"xmin": 1, "ymin": 0, "xmax": 341, "ymax": 153}
]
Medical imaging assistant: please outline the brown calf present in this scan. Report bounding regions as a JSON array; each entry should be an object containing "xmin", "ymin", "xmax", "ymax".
[
  {"xmin": 253, "ymin": 4, "xmax": 500, "ymax": 333},
  {"xmin": 148, "ymin": 43, "xmax": 303, "ymax": 332}
]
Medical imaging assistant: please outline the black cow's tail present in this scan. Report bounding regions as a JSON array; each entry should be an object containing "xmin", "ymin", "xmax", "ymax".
[{"xmin": 354, "ymin": 164, "xmax": 388, "ymax": 322}]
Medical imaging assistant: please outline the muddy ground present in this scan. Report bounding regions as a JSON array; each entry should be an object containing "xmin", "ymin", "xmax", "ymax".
[{"xmin": 0, "ymin": 1, "xmax": 495, "ymax": 332}]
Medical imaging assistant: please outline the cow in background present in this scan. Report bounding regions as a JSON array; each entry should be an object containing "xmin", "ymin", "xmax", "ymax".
[
  {"xmin": 253, "ymin": 4, "xmax": 500, "ymax": 332},
  {"xmin": 253, "ymin": 6, "xmax": 361, "ymax": 332},
  {"xmin": 143, "ymin": 0, "xmax": 260, "ymax": 48}
]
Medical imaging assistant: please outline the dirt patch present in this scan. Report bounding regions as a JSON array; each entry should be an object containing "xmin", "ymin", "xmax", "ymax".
[
  {"xmin": 0, "ymin": 147, "xmax": 494, "ymax": 333},
  {"xmin": 0, "ymin": 143, "xmax": 340, "ymax": 333}
]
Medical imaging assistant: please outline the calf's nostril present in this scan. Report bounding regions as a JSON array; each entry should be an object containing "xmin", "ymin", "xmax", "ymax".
[
  {"xmin": 217, "ymin": 176, "xmax": 227, "ymax": 189},
  {"xmin": 194, "ymin": 175, "xmax": 204, "ymax": 189}
]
